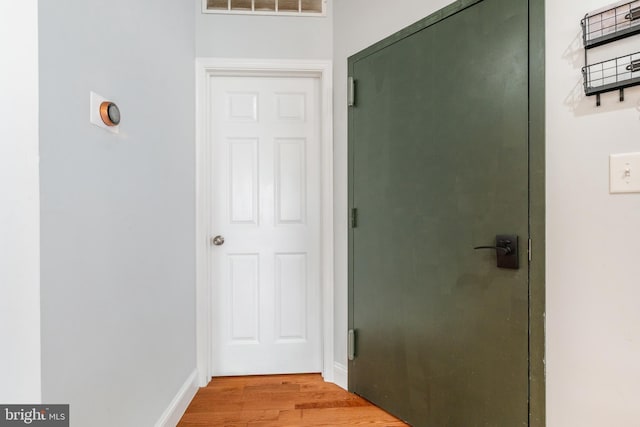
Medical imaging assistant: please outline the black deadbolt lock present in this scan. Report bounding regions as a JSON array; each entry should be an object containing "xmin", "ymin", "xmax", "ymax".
[{"xmin": 474, "ymin": 234, "xmax": 519, "ymax": 269}]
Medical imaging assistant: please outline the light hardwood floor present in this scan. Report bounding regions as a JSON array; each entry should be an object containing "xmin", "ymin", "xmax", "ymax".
[{"xmin": 178, "ymin": 373, "xmax": 409, "ymax": 426}]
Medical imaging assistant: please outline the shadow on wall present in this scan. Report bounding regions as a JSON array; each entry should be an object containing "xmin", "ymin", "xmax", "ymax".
[{"xmin": 563, "ymin": 28, "xmax": 640, "ymax": 118}]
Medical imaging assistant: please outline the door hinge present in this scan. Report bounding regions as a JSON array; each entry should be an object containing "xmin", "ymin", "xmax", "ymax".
[
  {"xmin": 348, "ymin": 329, "xmax": 356, "ymax": 360},
  {"xmin": 528, "ymin": 238, "xmax": 532, "ymax": 262},
  {"xmin": 348, "ymin": 77, "xmax": 355, "ymax": 107},
  {"xmin": 350, "ymin": 208, "xmax": 358, "ymax": 228}
]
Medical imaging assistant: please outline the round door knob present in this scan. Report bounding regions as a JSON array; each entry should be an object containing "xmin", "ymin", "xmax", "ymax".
[{"xmin": 211, "ymin": 235, "xmax": 225, "ymax": 246}]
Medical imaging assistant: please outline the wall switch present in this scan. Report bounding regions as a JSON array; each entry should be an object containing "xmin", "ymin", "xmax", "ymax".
[{"xmin": 610, "ymin": 152, "xmax": 640, "ymax": 194}]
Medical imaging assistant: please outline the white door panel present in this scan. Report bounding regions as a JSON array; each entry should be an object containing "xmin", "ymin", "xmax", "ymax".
[{"xmin": 210, "ymin": 76, "xmax": 321, "ymax": 376}]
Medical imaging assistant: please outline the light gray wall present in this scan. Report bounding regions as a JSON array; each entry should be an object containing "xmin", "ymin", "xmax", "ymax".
[
  {"xmin": 38, "ymin": 1, "xmax": 196, "ymax": 425},
  {"xmin": 332, "ymin": 0, "xmax": 456, "ymax": 370},
  {"xmin": 546, "ymin": 1, "xmax": 640, "ymax": 425},
  {"xmin": 196, "ymin": 0, "xmax": 333, "ymax": 58},
  {"xmin": 0, "ymin": 0, "xmax": 41, "ymax": 403}
]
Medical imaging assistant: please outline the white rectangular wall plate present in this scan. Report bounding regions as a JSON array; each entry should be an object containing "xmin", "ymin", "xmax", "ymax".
[
  {"xmin": 90, "ymin": 91, "xmax": 119, "ymax": 134},
  {"xmin": 610, "ymin": 152, "xmax": 640, "ymax": 194}
]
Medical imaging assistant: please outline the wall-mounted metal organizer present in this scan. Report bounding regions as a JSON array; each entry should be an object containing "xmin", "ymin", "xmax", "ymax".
[
  {"xmin": 582, "ymin": 1, "xmax": 640, "ymax": 105},
  {"xmin": 583, "ymin": 51, "xmax": 640, "ymax": 97}
]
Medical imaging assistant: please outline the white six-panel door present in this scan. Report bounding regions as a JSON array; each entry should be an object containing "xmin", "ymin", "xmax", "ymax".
[{"xmin": 209, "ymin": 76, "xmax": 322, "ymax": 376}]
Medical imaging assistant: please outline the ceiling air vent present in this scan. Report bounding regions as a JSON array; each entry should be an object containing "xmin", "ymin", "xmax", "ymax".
[{"xmin": 204, "ymin": 0, "xmax": 325, "ymax": 16}]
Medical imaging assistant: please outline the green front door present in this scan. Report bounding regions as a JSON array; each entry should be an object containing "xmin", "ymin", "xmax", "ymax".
[{"xmin": 348, "ymin": 0, "xmax": 532, "ymax": 425}]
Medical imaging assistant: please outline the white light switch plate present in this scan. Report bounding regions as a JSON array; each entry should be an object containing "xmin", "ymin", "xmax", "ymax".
[
  {"xmin": 90, "ymin": 91, "xmax": 119, "ymax": 134},
  {"xmin": 610, "ymin": 152, "xmax": 640, "ymax": 194}
]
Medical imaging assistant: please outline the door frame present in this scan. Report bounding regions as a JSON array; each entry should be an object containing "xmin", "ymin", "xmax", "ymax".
[
  {"xmin": 195, "ymin": 58, "xmax": 334, "ymax": 387},
  {"xmin": 347, "ymin": 0, "xmax": 545, "ymax": 424}
]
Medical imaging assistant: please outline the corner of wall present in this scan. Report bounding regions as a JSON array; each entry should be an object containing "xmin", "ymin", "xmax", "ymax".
[
  {"xmin": 333, "ymin": 362, "xmax": 348, "ymax": 390},
  {"xmin": 154, "ymin": 370, "xmax": 200, "ymax": 427},
  {"xmin": 0, "ymin": 0, "xmax": 41, "ymax": 404}
]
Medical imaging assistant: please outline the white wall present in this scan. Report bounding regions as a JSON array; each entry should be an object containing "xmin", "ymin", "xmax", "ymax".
[
  {"xmin": 0, "ymin": 0, "xmax": 41, "ymax": 404},
  {"xmin": 196, "ymin": 0, "xmax": 333, "ymax": 58},
  {"xmin": 332, "ymin": 0, "xmax": 456, "ymax": 373},
  {"xmin": 546, "ymin": 1, "xmax": 640, "ymax": 426},
  {"xmin": 38, "ymin": 1, "xmax": 196, "ymax": 425}
]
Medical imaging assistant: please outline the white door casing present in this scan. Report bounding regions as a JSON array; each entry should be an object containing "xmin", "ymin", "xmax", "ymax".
[
  {"xmin": 195, "ymin": 59, "xmax": 334, "ymax": 384},
  {"xmin": 211, "ymin": 76, "xmax": 321, "ymax": 375}
]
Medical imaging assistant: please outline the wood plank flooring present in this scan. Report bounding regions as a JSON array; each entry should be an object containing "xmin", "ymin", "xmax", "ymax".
[{"xmin": 178, "ymin": 373, "xmax": 409, "ymax": 426}]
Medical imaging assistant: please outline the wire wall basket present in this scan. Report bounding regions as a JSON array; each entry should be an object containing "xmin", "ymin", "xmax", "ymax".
[
  {"xmin": 583, "ymin": 51, "xmax": 640, "ymax": 95},
  {"xmin": 582, "ymin": 1, "xmax": 640, "ymax": 48}
]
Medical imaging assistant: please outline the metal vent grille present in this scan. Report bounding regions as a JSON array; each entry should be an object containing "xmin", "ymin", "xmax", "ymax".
[{"xmin": 204, "ymin": 0, "xmax": 325, "ymax": 16}]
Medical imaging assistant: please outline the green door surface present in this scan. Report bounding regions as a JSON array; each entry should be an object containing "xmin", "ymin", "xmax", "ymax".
[{"xmin": 348, "ymin": 0, "xmax": 531, "ymax": 425}]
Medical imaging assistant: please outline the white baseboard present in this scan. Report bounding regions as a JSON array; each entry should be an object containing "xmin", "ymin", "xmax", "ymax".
[
  {"xmin": 333, "ymin": 362, "xmax": 348, "ymax": 390},
  {"xmin": 155, "ymin": 369, "xmax": 199, "ymax": 427}
]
